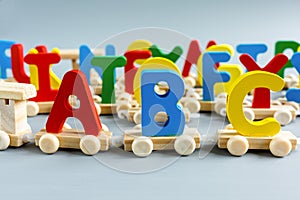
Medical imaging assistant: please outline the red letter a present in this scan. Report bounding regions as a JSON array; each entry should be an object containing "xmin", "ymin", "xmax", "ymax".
[{"xmin": 46, "ymin": 70, "xmax": 102, "ymax": 136}]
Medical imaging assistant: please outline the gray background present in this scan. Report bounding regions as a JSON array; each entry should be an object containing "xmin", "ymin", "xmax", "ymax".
[{"xmin": 1, "ymin": 0, "xmax": 300, "ymax": 200}]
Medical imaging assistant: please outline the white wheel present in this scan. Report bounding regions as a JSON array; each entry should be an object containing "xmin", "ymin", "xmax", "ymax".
[
  {"xmin": 285, "ymin": 101, "xmax": 300, "ymax": 111},
  {"xmin": 216, "ymin": 92, "xmax": 227, "ymax": 99},
  {"xmin": 133, "ymin": 124, "xmax": 142, "ymax": 130},
  {"xmin": 27, "ymin": 101, "xmax": 39, "ymax": 117},
  {"xmin": 0, "ymin": 131, "xmax": 10, "ymax": 150},
  {"xmin": 174, "ymin": 135, "xmax": 196, "ymax": 156},
  {"xmin": 80, "ymin": 135, "xmax": 101, "ymax": 155},
  {"xmin": 269, "ymin": 136, "xmax": 292, "ymax": 157},
  {"xmin": 111, "ymin": 135, "xmax": 124, "ymax": 148},
  {"xmin": 183, "ymin": 76, "xmax": 196, "ymax": 88},
  {"xmin": 116, "ymin": 101, "xmax": 130, "ymax": 112},
  {"xmin": 274, "ymin": 110, "xmax": 292, "ymax": 126},
  {"xmin": 214, "ymin": 99, "xmax": 227, "ymax": 117},
  {"xmin": 94, "ymin": 102, "xmax": 101, "ymax": 115},
  {"xmin": 93, "ymin": 95, "xmax": 102, "ymax": 104},
  {"xmin": 184, "ymin": 99, "xmax": 201, "ymax": 113},
  {"xmin": 133, "ymin": 110, "xmax": 142, "ymax": 125},
  {"xmin": 117, "ymin": 92, "xmax": 132, "ymax": 101},
  {"xmin": 101, "ymin": 123, "xmax": 109, "ymax": 131},
  {"xmin": 227, "ymin": 135, "xmax": 249, "ymax": 156},
  {"xmin": 39, "ymin": 134, "xmax": 59, "ymax": 154},
  {"xmin": 132, "ymin": 137, "xmax": 153, "ymax": 157},
  {"xmin": 117, "ymin": 109, "xmax": 128, "ymax": 119},
  {"xmin": 243, "ymin": 108, "xmax": 255, "ymax": 121}
]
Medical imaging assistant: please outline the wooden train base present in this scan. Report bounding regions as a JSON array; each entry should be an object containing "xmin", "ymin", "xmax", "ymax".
[
  {"xmin": 98, "ymin": 103, "xmax": 117, "ymax": 115},
  {"xmin": 35, "ymin": 128, "xmax": 112, "ymax": 155},
  {"xmin": 217, "ymin": 125, "xmax": 297, "ymax": 157},
  {"xmin": 243, "ymin": 104, "xmax": 297, "ymax": 126},
  {"xmin": 123, "ymin": 128, "xmax": 201, "ymax": 157},
  {"xmin": 0, "ymin": 132, "xmax": 29, "ymax": 149}
]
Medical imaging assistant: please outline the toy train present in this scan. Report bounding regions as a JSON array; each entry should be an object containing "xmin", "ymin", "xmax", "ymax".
[{"xmin": 0, "ymin": 39, "xmax": 300, "ymax": 158}]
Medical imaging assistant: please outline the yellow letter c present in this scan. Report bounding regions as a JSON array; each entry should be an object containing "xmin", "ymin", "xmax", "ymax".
[{"xmin": 227, "ymin": 71, "xmax": 284, "ymax": 137}]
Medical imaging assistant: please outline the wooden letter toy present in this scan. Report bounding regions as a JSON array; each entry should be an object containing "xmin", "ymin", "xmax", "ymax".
[
  {"xmin": 182, "ymin": 39, "xmax": 217, "ymax": 77},
  {"xmin": 124, "ymin": 50, "xmax": 151, "ymax": 94},
  {"xmin": 218, "ymin": 71, "xmax": 297, "ymax": 157},
  {"xmin": 275, "ymin": 41, "xmax": 300, "ymax": 78},
  {"xmin": 141, "ymin": 70, "xmax": 185, "ymax": 137},
  {"xmin": 35, "ymin": 70, "xmax": 111, "ymax": 155},
  {"xmin": 133, "ymin": 57, "xmax": 181, "ymax": 105},
  {"xmin": 149, "ymin": 44, "xmax": 183, "ymax": 63},
  {"xmin": 197, "ymin": 44, "xmax": 234, "ymax": 87},
  {"xmin": 0, "ymin": 40, "xmax": 15, "ymax": 79},
  {"xmin": 236, "ymin": 44, "xmax": 267, "ymax": 61},
  {"xmin": 240, "ymin": 53, "xmax": 288, "ymax": 108},
  {"xmin": 202, "ymin": 52, "xmax": 230, "ymax": 101},
  {"xmin": 126, "ymin": 39, "xmax": 152, "ymax": 65},
  {"xmin": 0, "ymin": 82, "xmax": 36, "ymax": 149},
  {"xmin": 286, "ymin": 52, "xmax": 300, "ymax": 102},
  {"xmin": 91, "ymin": 55, "xmax": 126, "ymax": 114}
]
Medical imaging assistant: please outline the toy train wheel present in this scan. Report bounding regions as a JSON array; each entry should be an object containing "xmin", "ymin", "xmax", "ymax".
[
  {"xmin": 0, "ymin": 131, "xmax": 10, "ymax": 150},
  {"xmin": 243, "ymin": 108, "xmax": 255, "ymax": 121},
  {"xmin": 174, "ymin": 135, "xmax": 196, "ymax": 156},
  {"xmin": 214, "ymin": 99, "xmax": 227, "ymax": 117},
  {"xmin": 269, "ymin": 136, "xmax": 292, "ymax": 157},
  {"xmin": 27, "ymin": 101, "xmax": 39, "ymax": 117},
  {"xmin": 39, "ymin": 134, "xmax": 59, "ymax": 154},
  {"xmin": 226, "ymin": 135, "xmax": 249, "ymax": 156},
  {"xmin": 285, "ymin": 101, "xmax": 300, "ymax": 111},
  {"xmin": 79, "ymin": 135, "xmax": 101, "ymax": 155},
  {"xmin": 274, "ymin": 110, "xmax": 292, "ymax": 126},
  {"xmin": 184, "ymin": 99, "xmax": 201, "ymax": 113},
  {"xmin": 133, "ymin": 110, "xmax": 142, "ymax": 125},
  {"xmin": 132, "ymin": 136, "xmax": 153, "ymax": 157}
]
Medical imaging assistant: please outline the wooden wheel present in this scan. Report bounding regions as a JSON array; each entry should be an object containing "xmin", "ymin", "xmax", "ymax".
[
  {"xmin": 0, "ymin": 131, "xmax": 10, "ymax": 150},
  {"xmin": 27, "ymin": 101, "xmax": 39, "ymax": 117},
  {"xmin": 132, "ymin": 137, "xmax": 153, "ymax": 157},
  {"xmin": 227, "ymin": 135, "xmax": 249, "ymax": 156},
  {"xmin": 39, "ymin": 134, "xmax": 59, "ymax": 154},
  {"xmin": 174, "ymin": 135, "xmax": 196, "ymax": 156},
  {"xmin": 274, "ymin": 110, "xmax": 292, "ymax": 126},
  {"xmin": 80, "ymin": 135, "xmax": 101, "ymax": 155},
  {"xmin": 269, "ymin": 136, "xmax": 292, "ymax": 157}
]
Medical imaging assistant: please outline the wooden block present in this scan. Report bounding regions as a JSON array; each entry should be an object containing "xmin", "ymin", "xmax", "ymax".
[
  {"xmin": 0, "ymin": 82, "xmax": 36, "ymax": 100},
  {"xmin": 199, "ymin": 100, "xmax": 215, "ymax": 111},
  {"xmin": 243, "ymin": 105, "xmax": 296, "ymax": 120},
  {"xmin": 35, "ymin": 128, "xmax": 111, "ymax": 151},
  {"xmin": 218, "ymin": 129, "xmax": 297, "ymax": 151},
  {"xmin": 99, "ymin": 104, "xmax": 117, "ymax": 115},
  {"xmin": 92, "ymin": 85, "xmax": 102, "ymax": 95},
  {"xmin": 37, "ymin": 101, "xmax": 54, "ymax": 114},
  {"xmin": 124, "ymin": 128, "xmax": 200, "ymax": 152},
  {"xmin": 60, "ymin": 49, "xmax": 104, "ymax": 70},
  {"xmin": 8, "ymin": 132, "xmax": 28, "ymax": 147}
]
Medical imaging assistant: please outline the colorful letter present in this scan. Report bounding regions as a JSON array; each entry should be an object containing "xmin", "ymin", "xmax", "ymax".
[
  {"xmin": 0, "ymin": 40, "xmax": 15, "ymax": 78},
  {"xmin": 149, "ymin": 44, "xmax": 183, "ymax": 63},
  {"xmin": 202, "ymin": 52, "xmax": 230, "ymax": 101},
  {"xmin": 133, "ymin": 57, "xmax": 181, "ymax": 105},
  {"xmin": 227, "ymin": 71, "xmax": 284, "ymax": 137},
  {"xmin": 91, "ymin": 56, "xmax": 126, "ymax": 103},
  {"xmin": 124, "ymin": 50, "xmax": 151, "ymax": 94},
  {"xmin": 46, "ymin": 70, "xmax": 102, "ymax": 136},
  {"xmin": 239, "ymin": 54, "xmax": 288, "ymax": 108},
  {"xmin": 286, "ymin": 53, "xmax": 300, "ymax": 102},
  {"xmin": 236, "ymin": 44, "xmax": 267, "ymax": 61},
  {"xmin": 182, "ymin": 40, "xmax": 217, "ymax": 77},
  {"xmin": 141, "ymin": 70, "xmax": 185, "ymax": 137},
  {"xmin": 24, "ymin": 50, "xmax": 61, "ymax": 102},
  {"xmin": 275, "ymin": 41, "xmax": 300, "ymax": 78}
]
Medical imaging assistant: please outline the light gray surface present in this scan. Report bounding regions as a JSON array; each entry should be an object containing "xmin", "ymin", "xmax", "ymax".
[{"xmin": 1, "ymin": 0, "xmax": 300, "ymax": 200}]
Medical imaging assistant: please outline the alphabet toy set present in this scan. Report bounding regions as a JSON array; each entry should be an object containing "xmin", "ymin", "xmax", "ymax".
[{"xmin": 0, "ymin": 39, "xmax": 300, "ymax": 157}]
